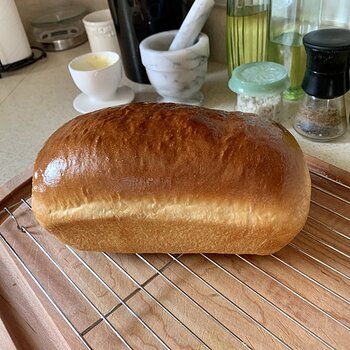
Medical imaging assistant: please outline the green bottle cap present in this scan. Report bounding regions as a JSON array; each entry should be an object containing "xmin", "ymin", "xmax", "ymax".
[{"xmin": 228, "ymin": 62, "xmax": 290, "ymax": 96}]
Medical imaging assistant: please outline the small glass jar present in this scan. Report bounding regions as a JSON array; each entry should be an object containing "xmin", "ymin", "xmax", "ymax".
[
  {"xmin": 294, "ymin": 94, "xmax": 347, "ymax": 141},
  {"xmin": 228, "ymin": 61, "xmax": 290, "ymax": 121}
]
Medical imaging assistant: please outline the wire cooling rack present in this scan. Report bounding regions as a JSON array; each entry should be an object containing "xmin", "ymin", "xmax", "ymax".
[{"xmin": 0, "ymin": 166, "xmax": 349, "ymax": 349}]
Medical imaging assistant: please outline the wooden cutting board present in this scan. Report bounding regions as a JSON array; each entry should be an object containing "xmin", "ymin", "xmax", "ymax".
[{"xmin": 0, "ymin": 155, "xmax": 349, "ymax": 350}]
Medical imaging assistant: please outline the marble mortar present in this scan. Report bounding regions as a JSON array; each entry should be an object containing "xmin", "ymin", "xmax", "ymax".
[{"xmin": 140, "ymin": 30, "xmax": 210, "ymax": 105}]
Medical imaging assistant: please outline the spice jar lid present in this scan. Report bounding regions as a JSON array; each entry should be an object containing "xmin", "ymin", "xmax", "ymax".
[
  {"xmin": 228, "ymin": 62, "xmax": 290, "ymax": 97},
  {"xmin": 302, "ymin": 28, "xmax": 350, "ymax": 99}
]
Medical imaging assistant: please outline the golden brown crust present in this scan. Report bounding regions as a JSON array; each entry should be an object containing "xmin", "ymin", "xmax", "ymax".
[{"xmin": 32, "ymin": 103, "xmax": 311, "ymax": 254}]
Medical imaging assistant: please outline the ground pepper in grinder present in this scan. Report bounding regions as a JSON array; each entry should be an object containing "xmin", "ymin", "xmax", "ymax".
[{"xmin": 294, "ymin": 28, "xmax": 350, "ymax": 142}]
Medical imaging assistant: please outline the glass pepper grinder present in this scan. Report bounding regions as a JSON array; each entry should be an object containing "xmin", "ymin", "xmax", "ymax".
[{"xmin": 293, "ymin": 28, "xmax": 350, "ymax": 142}]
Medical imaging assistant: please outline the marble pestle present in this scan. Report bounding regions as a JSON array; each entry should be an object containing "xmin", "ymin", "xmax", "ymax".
[{"xmin": 168, "ymin": 0, "xmax": 215, "ymax": 51}]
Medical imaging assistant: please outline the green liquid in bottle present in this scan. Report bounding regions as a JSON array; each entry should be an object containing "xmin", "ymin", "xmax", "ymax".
[
  {"xmin": 227, "ymin": 6, "xmax": 268, "ymax": 78},
  {"xmin": 268, "ymin": 32, "xmax": 306, "ymax": 100}
]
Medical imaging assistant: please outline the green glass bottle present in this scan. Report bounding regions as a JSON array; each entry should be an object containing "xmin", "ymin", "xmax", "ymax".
[{"xmin": 267, "ymin": 0, "xmax": 322, "ymax": 101}]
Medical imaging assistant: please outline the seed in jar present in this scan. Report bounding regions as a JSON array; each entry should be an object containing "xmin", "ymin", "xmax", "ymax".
[{"xmin": 236, "ymin": 95, "xmax": 281, "ymax": 120}]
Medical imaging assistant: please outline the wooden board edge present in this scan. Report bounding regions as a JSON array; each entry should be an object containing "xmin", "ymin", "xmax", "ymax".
[
  {"xmin": 305, "ymin": 154, "xmax": 350, "ymax": 188},
  {"xmin": 0, "ymin": 166, "xmax": 33, "ymax": 224},
  {"xmin": 0, "ymin": 239, "xmax": 85, "ymax": 350},
  {"xmin": 0, "ymin": 315, "xmax": 17, "ymax": 350}
]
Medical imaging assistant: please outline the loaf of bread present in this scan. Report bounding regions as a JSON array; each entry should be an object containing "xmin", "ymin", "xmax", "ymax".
[{"xmin": 32, "ymin": 103, "xmax": 311, "ymax": 255}]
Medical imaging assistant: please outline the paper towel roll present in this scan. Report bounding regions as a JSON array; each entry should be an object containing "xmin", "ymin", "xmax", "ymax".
[{"xmin": 0, "ymin": 0, "xmax": 32, "ymax": 65}]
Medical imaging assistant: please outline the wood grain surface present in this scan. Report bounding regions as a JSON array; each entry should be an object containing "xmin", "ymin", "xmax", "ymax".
[{"xmin": 0, "ymin": 156, "xmax": 349, "ymax": 349}]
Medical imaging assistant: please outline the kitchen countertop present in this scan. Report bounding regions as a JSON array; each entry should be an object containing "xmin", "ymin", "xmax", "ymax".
[{"xmin": 1, "ymin": 42, "xmax": 349, "ymax": 186}]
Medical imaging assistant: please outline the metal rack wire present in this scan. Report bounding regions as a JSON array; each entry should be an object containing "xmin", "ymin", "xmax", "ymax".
[{"xmin": 0, "ymin": 168, "xmax": 349, "ymax": 349}]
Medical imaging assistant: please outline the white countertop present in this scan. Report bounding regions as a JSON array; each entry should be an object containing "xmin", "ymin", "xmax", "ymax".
[{"xmin": 1, "ymin": 42, "xmax": 350, "ymax": 186}]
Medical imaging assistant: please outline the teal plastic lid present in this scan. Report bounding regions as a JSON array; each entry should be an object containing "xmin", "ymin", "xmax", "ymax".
[{"xmin": 228, "ymin": 62, "xmax": 290, "ymax": 96}]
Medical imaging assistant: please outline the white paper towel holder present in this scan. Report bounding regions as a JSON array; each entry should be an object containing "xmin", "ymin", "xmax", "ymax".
[
  {"xmin": 0, "ymin": 0, "xmax": 47, "ymax": 77},
  {"xmin": 0, "ymin": 46, "xmax": 46, "ymax": 78}
]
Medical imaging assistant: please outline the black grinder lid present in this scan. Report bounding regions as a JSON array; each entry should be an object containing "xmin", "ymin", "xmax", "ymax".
[{"xmin": 302, "ymin": 28, "xmax": 350, "ymax": 99}]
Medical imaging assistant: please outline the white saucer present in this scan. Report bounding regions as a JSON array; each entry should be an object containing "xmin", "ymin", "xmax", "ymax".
[{"xmin": 73, "ymin": 86, "xmax": 135, "ymax": 113}]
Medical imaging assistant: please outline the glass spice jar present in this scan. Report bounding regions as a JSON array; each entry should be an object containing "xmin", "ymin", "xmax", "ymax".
[
  {"xmin": 293, "ymin": 28, "xmax": 350, "ymax": 141},
  {"xmin": 294, "ymin": 95, "xmax": 347, "ymax": 141},
  {"xmin": 228, "ymin": 61, "xmax": 290, "ymax": 121}
]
